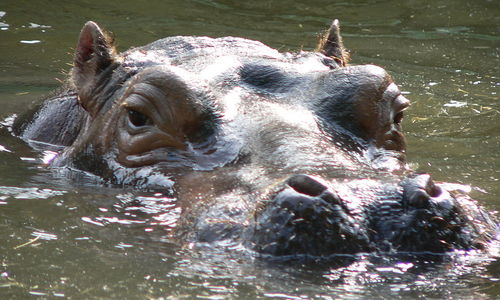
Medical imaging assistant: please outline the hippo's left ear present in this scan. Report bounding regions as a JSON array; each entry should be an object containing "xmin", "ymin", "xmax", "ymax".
[
  {"xmin": 72, "ymin": 21, "xmax": 116, "ymax": 117},
  {"xmin": 317, "ymin": 20, "xmax": 350, "ymax": 67}
]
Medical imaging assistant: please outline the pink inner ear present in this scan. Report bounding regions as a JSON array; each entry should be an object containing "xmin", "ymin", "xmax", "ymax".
[{"xmin": 77, "ymin": 29, "xmax": 95, "ymax": 64}]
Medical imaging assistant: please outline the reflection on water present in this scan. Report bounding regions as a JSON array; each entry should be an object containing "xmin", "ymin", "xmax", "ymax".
[{"xmin": 0, "ymin": 0, "xmax": 498, "ymax": 298}]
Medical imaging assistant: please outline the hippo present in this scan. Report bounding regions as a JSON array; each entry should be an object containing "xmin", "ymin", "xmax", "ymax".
[{"xmin": 12, "ymin": 20, "xmax": 497, "ymax": 257}]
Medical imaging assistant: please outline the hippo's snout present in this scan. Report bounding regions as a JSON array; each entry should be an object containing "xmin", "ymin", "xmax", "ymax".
[{"xmin": 251, "ymin": 173, "xmax": 496, "ymax": 256}]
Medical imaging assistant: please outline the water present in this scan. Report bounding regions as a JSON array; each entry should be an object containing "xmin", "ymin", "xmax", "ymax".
[{"xmin": 1, "ymin": 0, "xmax": 499, "ymax": 298}]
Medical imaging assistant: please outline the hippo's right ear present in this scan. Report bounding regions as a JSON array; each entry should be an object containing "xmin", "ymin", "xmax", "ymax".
[{"xmin": 72, "ymin": 21, "xmax": 116, "ymax": 117}]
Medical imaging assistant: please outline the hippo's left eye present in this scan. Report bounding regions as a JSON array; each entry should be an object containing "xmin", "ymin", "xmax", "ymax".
[{"xmin": 127, "ymin": 109, "xmax": 152, "ymax": 128}]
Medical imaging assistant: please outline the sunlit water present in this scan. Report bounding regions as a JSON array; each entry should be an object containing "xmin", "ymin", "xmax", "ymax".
[{"xmin": 1, "ymin": 0, "xmax": 499, "ymax": 298}]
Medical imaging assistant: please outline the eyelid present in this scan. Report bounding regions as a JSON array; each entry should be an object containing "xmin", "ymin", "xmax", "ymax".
[
  {"xmin": 394, "ymin": 95, "xmax": 410, "ymax": 112},
  {"xmin": 122, "ymin": 92, "xmax": 158, "ymax": 116},
  {"xmin": 121, "ymin": 93, "xmax": 149, "ymax": 114},
  {"xmin": 121, "ymin": 95, "xmax": 155, "ymax": 130}
]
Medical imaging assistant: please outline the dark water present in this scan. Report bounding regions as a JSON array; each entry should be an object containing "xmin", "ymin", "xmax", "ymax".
[{"xmin": 1, "ymin": 0, "xmax": 499, "ymax": 298}]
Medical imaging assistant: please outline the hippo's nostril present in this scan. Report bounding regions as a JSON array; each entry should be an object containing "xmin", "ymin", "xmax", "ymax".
[
  {"xmin": 319, "ymin": 190, "xmax": 342, "ymax": 206},
  {"xmin": 286, "ymin": 174, "xmax": 328, "ymax": 197},
  {"xmin": 425, "ymin": 178, "xmax": 442, "ymax": 198},
  {"xmin": 401, "ymin": 173, "xmax": 449, "ymax": 209}
]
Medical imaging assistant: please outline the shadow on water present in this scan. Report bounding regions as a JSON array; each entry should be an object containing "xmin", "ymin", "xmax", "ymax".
[{"xmin": 0, "ymin": 0, "xmax": 499, "ymax": 298}]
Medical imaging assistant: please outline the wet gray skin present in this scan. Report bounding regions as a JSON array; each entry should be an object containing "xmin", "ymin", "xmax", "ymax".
[{"xmin": 13, "ymin": 20, "xmax": 497, "ymax": 257}]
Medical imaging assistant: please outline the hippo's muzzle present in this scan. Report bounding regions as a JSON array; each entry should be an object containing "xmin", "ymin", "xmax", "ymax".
[{"xmin": 251, "ymin": 174, "xmax": 495, "ymax": 256}]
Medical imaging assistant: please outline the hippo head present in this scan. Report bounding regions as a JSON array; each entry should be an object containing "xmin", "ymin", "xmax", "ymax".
[
  {"xmin": 49, "ymin": 21, "xmax": 495, "ymax": 256},
  {"xmin": 60, "ymin": 21, "xmax": 408, "ymax": 180}
]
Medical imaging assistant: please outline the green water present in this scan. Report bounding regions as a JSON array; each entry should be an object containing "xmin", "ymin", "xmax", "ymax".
[{"xmin": 0, "ymin": 0, "xmax": 498, "ymax": 298}]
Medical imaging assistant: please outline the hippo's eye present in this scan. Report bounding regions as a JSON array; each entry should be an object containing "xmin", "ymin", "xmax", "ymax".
[
  {"xmin": 394, "ymin": 111, "xmax": 404, "ymax": 124},
  {"xmin": 392, "ymin": 95, "xmax": 409, "ymax": 125},
  {"xmin": 127, "ymin": 109, "xmax": 151, "ymax": 128}
]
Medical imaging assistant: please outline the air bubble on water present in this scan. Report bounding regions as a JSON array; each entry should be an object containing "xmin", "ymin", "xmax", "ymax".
[
  {"xmin": 81, "ymin": 217, "xmax": 105, "ymax": 227},
  {"xmin": 28, "ymin": 23, "xmax": 51, "ymax": 29},
  {"xmin": 0, "ymin": 11, "xmax": 7, "ymax": 30},
  {"xmin": 20, "ymin": 40, "xmax": 41, "ymax": 44},
  {"xmin": 115, "ymin": 242, "xmax": 134, "ymax": 249},
  {"xmin": 443, "ymin": 100, "xmax": 467, "ymax": 108},
  {"xmin": 42, "ymin": 150, "xmax": 58, "ymax": 164},
  {"xmin": 0, "ymin": 145, "xmax": 11, "ymax": 153},
  {"xmin": 32, "ymin": 231, "xmax": 58, "ymax": 241}
]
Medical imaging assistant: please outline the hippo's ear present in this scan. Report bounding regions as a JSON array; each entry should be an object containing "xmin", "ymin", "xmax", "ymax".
[
  {"xmin": 72, "ymin": 21, "xmax": 116, "ymax": 117},
  {"xmin": 317, "ymin": 19, "xmax": 350, "ymax": 67}
]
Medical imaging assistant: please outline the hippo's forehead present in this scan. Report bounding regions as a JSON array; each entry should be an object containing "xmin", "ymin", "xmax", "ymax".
[
  {"xmin": 121, "ymin": 36, "xmax": 281, "ymax": 65},
  {"xmin": 121, "ymin": 36, "xmax": 335, "ymax": 76}
]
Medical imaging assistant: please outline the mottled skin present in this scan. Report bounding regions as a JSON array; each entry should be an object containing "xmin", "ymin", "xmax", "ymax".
[{"xmin": 14, "ymin": 21, "xmax": 497, "ymax": 257}]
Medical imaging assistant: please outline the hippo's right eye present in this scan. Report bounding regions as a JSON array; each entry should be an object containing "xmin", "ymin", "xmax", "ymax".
[
  {"xmin": 394, "ymin": 111, "xmax": 404, "ymax": 124},
  {"xmin": 127, "ymin": 109, "xmax": 152, "ymax": 128}
]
